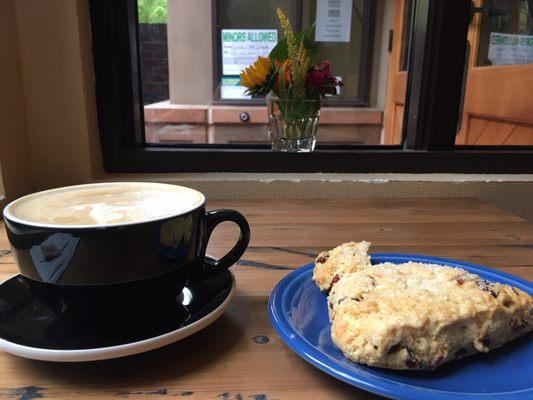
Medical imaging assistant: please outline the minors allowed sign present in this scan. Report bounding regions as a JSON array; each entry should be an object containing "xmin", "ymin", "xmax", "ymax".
[{"xmin": 221, "ymin": 29, "xmax": 278, "ymax": 75}]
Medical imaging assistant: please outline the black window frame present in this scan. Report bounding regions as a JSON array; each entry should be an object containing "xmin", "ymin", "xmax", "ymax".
[
  {"xmin": 211, "ymin": 0, "xmax": 377, "ymax": 107},
  {"xmin": 89, "ymin": 0, "xmax": 533, "ymax": 173}
]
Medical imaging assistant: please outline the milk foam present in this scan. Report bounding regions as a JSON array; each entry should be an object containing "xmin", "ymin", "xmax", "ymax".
[{"xmin": 6, "ymin": 183, "xmax": 204, "ymax": 227}]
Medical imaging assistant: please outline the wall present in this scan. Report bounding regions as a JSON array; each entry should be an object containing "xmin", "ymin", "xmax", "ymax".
[
  {"xmin": 167, "ymin": 0, "xmax": 213, "ymax": 105},
  {"xmin": 0, "ymin": 0, "xmax": 33, "ymax": 209},
  {"xmin": 139, "ymin": 23, "xmax": 169, "ymax": 105},
  {"xmin": 0, "ymin": 0, "xmax": 532, "ymax": 223},
  {"xmin": 14, "ymin": 0, "xmax": 103, "ymax": 190}
]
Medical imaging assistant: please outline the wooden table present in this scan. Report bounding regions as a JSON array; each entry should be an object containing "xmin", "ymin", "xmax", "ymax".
[{"xmin": 0, "ymin": 198, "xmax": 532, "ymax": 399}]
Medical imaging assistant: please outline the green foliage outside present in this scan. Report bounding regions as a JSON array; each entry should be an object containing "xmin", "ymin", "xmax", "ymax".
[{"xmin": 138, "ymin": 0, "xmax": 167, "ymax": 24}]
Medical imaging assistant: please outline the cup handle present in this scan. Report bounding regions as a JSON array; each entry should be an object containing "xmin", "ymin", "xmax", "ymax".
[{"xmin": 194, "ymin": 209, "xmax": 250, "ymax": 281}]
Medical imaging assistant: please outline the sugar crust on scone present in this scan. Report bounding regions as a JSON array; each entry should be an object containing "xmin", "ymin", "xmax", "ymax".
[
  {"xmin": 312, "ymin": 241, "xmax": 372, "ymax": 292},
  {"xmin": 328, "ymin": 262, "xmax": 533, "ymax": 370}
]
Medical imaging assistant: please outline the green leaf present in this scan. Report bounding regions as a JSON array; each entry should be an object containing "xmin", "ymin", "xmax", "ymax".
[
  {"xmin": 270, "ymin": 25, "xmax": 318, "ymax": 63},
  {"xmin": 269, "ymin": 39, "xmax": 289, "ymax": 62},
  {"xmin": 301, "ymin": 23, "xmax": 316, "ymax": 40},
  {"xmin": 301, "ymin": 35, "xmax": 318, "ymax": 63}
]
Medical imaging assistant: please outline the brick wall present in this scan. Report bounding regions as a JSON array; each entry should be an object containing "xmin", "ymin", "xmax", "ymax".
[{"xmin": 139, "ymin": 23, "xmax": 169, "ymax": 105}]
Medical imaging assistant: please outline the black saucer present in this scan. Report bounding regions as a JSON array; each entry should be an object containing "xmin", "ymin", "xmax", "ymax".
[{"xmin": 0, "ymin": 268, "xmax": 233, "ymax": 356}]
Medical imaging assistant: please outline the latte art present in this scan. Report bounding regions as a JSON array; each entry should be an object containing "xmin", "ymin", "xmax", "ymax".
[{"xmin": 6, "ymin": 183, "xmax": 204, "ymax": 227}]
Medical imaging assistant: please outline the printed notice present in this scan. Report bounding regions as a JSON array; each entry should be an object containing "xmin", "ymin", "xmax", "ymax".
[
  {"xmin": 315, "ymin": 0, "xmax": 352, "ymax": 43},
  {"xmin": 221, "ymin": 29, "xmax": 278, "ymax": 75},
  {"xmin": 488, "ymin": 32, "xmax": 533, "ymax": 66},
  {"xmin": 220, "ymin": 77, "xmax": 251, "ymax": 99}
]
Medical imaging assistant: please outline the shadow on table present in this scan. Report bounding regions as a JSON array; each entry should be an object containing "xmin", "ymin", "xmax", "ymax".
[{"xmin": 14, "ymin": 313, "xmax": 243, "ymax": 386}]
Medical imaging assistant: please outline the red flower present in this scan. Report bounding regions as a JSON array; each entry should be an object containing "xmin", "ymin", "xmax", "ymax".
[{"xmin": 306, "ymin": 60, "xmax": 340, "ymax": 95}]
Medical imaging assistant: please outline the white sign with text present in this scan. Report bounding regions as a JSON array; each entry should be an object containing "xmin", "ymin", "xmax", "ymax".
[
  {"xmin": 315, "ymin": 0, "xmax": 352, "ymax": 43},
  {"xmin": 221, "ymin": 29, "xmax": 278, "ymax": 75},
  {"xmin": 488, "ymin": 32, "xmax": 533, "ymax": 66}
]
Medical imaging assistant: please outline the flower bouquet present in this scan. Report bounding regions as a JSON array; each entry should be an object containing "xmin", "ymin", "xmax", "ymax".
[{"xmin": 240, "ymin": 8, "xmax": 341, "ymax": 152}]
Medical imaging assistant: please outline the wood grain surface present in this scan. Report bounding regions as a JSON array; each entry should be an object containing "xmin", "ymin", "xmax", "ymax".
[{"xmin": 0, "ymin": 198, "xmax": 531, "ymax": 399}]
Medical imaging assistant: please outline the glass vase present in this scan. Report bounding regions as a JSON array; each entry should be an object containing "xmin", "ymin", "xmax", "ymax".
[{"xmin": 267, "ymin": 92, "xmax": 321, "ymax": 153}]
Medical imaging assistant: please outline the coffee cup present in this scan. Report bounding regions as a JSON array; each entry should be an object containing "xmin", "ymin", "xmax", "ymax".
[{"xmin": 2, "ymin": 182, "xmax": 250, "ymax": 317}]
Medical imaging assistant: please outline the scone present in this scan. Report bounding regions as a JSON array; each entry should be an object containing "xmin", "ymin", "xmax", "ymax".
[
  {"xmin": 312, "ymin": 241, "xmax": 372, "ymax": 292},
  {"xmin": 329, "ymin": 262, "xmax": 533, "ymax": 371}
]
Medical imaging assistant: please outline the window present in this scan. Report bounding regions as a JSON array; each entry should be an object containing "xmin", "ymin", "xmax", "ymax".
[
  {"xmin": 89, "ymin": 0, "xmax": 533, "ymax": 173},
  {"xmin": 138, "ymin": 0, "xmax": 386, "ymax": 146}
]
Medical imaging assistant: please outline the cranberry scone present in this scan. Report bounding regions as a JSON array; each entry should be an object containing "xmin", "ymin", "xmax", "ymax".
[
  {"xmin": 312, "ymin": 241, "xmax": 372, "ymax": 293},
  {"xmin": 329, "ymin": 262, "xmax": 533, "ymax": 371}
]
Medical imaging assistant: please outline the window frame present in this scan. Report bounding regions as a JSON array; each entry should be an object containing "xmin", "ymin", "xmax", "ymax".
[{"xmin": 89, "ymin": 0, "xmax": 533, "ymax": 173}]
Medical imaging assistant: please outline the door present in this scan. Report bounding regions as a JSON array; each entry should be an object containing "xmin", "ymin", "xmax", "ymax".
[
  {"xmin": 457, "ymin": 0, "xmax": 533, "ymax": 145},
  {"xmin": 383, "ymin": 0, "xmax": 413, "ymax": 144}
]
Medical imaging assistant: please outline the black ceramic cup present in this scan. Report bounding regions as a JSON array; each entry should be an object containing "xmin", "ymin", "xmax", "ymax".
[{"xmin": 2, "ymin": 183, "xmax": 250, "ymax": 320}]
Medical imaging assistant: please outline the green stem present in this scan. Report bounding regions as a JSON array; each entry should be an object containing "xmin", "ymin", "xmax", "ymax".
[{"xmin": 276, "ymin": 97, "xmax": 320, "ymax": 141}]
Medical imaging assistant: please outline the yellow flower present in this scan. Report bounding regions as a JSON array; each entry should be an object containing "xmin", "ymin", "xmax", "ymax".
[
  {"xmin": 276, "ymin": 8, "xmax": 296, "ymax": 61},
  {"xmin": 240, "ymin": 56, "xmax": 272, "ymax": 89}
]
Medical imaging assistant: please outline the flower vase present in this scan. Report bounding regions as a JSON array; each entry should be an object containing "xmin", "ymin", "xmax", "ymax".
[{"xmin": 267, "ymin": 92, "xmax": 321, "ymax": 153}]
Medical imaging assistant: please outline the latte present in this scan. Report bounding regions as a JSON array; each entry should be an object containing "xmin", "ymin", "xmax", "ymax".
[{"xmin": 4, "ymin": 182, "xmax": 204, "ymax": 227}]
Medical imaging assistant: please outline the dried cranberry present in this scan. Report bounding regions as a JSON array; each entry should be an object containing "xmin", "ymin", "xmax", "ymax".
[
  {"xmin": 338, "ymin": 296, "xmax": 363, "ymax": 306},
  {"xmin": 456, "ymin": 278, "xmax": 465, "ymax": 285},
  {"xmin": 510, "ymin": 318, "xmax": 528, "ymax": 331},
  {"xmin": 331, "ymin": 274, "xmax": 340, "ymax": 285},
  {"xmin": 316, "ymin": 254, "xmax": 329, "ymax": 264},
  {"xmin": 426, "ymin": 356, "xmax": 444, "ymax": 371}
]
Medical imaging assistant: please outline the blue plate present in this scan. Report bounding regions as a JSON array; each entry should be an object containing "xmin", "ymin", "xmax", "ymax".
[{"xmin": 268, "ymin": 254, "xmax": 533, "ymax": 400}]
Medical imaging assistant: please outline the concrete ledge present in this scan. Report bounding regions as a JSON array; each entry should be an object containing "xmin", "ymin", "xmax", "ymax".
[{"xmin": 98, "ymin": 173, "xmax": 533, "ymax": 221}]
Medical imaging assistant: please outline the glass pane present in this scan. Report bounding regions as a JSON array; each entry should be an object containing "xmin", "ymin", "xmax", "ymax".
[
  {"xmin": 455, "ymin": 0, "xmax": 533, "ymax": 146},
  {"xmin": 216, "ymin": 0, "xmax": 368, "ymax": 103},
  {"xmin": 476, "ymin": 0, "xmax": 533, "ymax": 66},
  {"xmin": 138, "ymin": 0, "xmax": 407, "ymax": 146},
  {"xmin": 302, "ymin": 1, "xmax": 366, "ymax": 100},
  {"xmin": 138, "ymin": 0, "xmax": 169, "ymax": 106}
]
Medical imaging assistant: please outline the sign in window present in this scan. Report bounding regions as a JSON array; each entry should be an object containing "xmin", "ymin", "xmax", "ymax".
[{"xmin": 221, "ymin": 29, "xmax": 278, "ymax": 99}]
